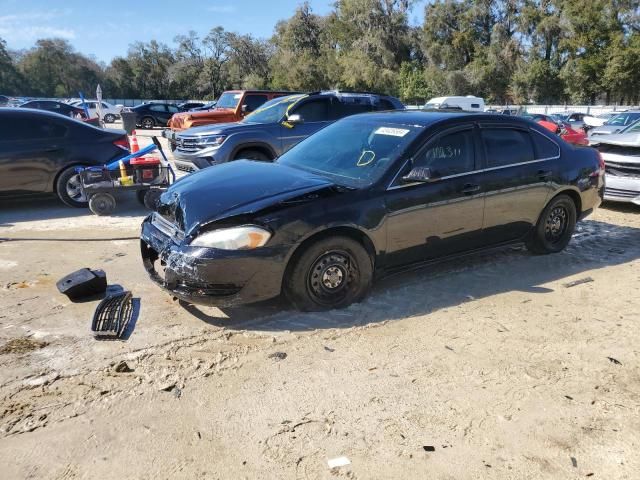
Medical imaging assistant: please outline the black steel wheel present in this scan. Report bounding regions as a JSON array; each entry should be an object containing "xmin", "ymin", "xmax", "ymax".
[
  {"xmin": 284, "ymin": 236, "xmax": 373, "ymax": 311},
  {"xmin": 526, "ymin": 194, "xmax": 576, "ymax": 254}
]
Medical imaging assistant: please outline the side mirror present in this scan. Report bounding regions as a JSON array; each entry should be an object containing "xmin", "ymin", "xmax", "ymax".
[
  {"xmin": 286, "ymin": 113, "xmax": 303, "ymax": 124},
  {"xmin": 241, "ymin": 104, "xmax": 249, "ymax": 114},
  {"xmin": 402, "ymin": 166, "xmax": 435, "ymax": 183}
]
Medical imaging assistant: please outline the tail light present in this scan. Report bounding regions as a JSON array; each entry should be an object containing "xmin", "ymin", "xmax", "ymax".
[{"xmin": 113, "ymin": 137, "xmax": 130, "ymax": 151}]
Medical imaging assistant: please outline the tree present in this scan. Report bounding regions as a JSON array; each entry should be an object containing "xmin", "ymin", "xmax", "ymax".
[{"xmin": 0, "ymin": 38, "xmax": 23, "ymax": 95}]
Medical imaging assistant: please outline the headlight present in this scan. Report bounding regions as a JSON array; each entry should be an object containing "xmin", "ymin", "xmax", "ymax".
[
  {"xmin": 200, "ymin": 135, "xmax": 226, "ymax": 146},
  {"xmin": 190, "ymin": 226, "xmax": 271, "ymax": 250}
]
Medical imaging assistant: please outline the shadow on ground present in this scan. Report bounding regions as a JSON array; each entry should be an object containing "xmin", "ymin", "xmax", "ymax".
[
  {"xmin": 0, "ymin": 193, "xmax": 148, "ymax": 228},
  {"xmin": 181, "ymin": 219, "xmax": 640, "ymax": 331}
]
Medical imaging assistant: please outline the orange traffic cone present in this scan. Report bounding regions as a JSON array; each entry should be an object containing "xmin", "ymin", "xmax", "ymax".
[{"xmin": 130, "ymin": 130, "xmax": 140, "ymax": 153}]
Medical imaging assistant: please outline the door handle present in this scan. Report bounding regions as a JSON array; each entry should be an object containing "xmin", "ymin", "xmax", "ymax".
[
  {"xmin": 538, "ymin": 170, "xmax": 552, "ymax": 179},
  {"xmin": 461, "ymin": 183, "xmax": 480, "ymax": 194}
]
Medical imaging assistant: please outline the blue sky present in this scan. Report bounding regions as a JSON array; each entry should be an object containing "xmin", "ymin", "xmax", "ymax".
[{"xmin": 0, "ymin": 0, "xmax": 428, "ymax": 64}]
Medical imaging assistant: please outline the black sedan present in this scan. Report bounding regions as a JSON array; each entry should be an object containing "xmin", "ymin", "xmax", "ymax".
[
  {"xmin": 0, "ymin": 108, "xmax": 130, "ymax": 207},
  {"xmin": 141, "ymin": 111, "xmax": 604, "ymax": 311},
  {"xmin": 131, "ymin": 103, "xmax": 181, "ymax": 129}
]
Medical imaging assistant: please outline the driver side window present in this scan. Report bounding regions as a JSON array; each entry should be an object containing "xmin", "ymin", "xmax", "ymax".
[{"xmin": 414, "ymin": 129, "xmax": 476, "ymax": 178}]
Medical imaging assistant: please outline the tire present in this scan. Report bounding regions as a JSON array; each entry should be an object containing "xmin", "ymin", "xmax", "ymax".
[
  {"xmin": 56, "ymin": 166, "xmax": 88, "ymax": 208},
  {"xmin": 136, "ymin": 189, "xmax": 149, "ymax": 205},
  {"xmin": 284, "ymin": 236, "xmax": 373, "ymax": 311},
  {"xmin": 141, "ymin": 117, "xmax": 155, "ymax": 129},
  {"xmin": 89, "ymin": 193, "xmax": 116, "ymax": 216},
  {"xmin": 143, "ymin": 189, "xmax": 163, "ymax": 210},
  {"xmin": 234, "ymin": 149, "xmax": 270, "ymax": 161},
  {"xmin": 104, "ymin": 114, "xmax": 116, "ymax": 123},
  {"xmin": 526, "ymin": 194, "xmax": 577, "ymax": 254}
]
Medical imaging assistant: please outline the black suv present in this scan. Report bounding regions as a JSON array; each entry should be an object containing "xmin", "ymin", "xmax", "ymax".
[
  {"xmin": 132, "ymin": 102, "xmax": 181, "ymax": 129},
  {"xmin": 172, "ymin": 91, "xmax": 404, "ymax": 172}
]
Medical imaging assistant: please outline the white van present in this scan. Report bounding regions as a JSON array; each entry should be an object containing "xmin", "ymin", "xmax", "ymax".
[{"xmin": 425, "ymin": 96, "xmax": 485, "ymax": 112}]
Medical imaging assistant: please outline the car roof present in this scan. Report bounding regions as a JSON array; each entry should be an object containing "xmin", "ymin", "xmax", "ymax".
[
  {"xmin": 347, "ymin": 110, "xmax": 536, "ymax": 128},
  {"xmin": 1, "ymin": 107, "xmax": 80, "ymax": 121}
]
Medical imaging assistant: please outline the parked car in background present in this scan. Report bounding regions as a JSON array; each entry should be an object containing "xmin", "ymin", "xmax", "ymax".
[
  {"xmin": 550, "ymin": 112, "xmax": 587, "ymax": 131},
  {"xmin": 425, "ymin": 96, "xmax": 485, "ymax": 112},
  {"xmin": 172, "ymin": 91, "xmax": 404, "ymax": 173},
  {"xmin": 583, "ymin": 112, "xmax": 618, "ymax": 130},
  {"xmin": 590, "ymin": 121, "xmax": 640, "ymax": 205},
  {"xmin": 189, "ymin": 101, "xmax": 216, "ymax": 111},
  {"xmin": 522, "ymin": 113, "xmax": 589, "ymax": 146},
  {"xmin": 178, "ymin": 102, "xmax": 206, "ymax": 111},
  {"xmin": 141, "ymin": 111, "xmax": 604, "ymax": 310},
  {"xmin": 0, "ymin": 108, "xmax": 129, "ymax": 207},
  {"xmin": 589, "ymin": 110, "xmax": 640, "ymax": 137},
  {"xmin": 19, "ymin": 100, "xmax": 101, "ymax": 126},
  {"xmin": 70, "ymin": 100, "xmax": 122, "ymax": 123},
  {"xmin": 130, "ymin": 102, "xmax": 181, "ymax": 129},
  {"xmin": 163, "ymin": 90, "xmax": 296, "ymax": 149}
]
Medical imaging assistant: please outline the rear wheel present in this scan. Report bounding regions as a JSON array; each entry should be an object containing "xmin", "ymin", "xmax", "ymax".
[
  {"xmin": 56, "ymin": 166, "xmax": 88, "ymax": 208},
  {"xmin": 104, "ymin": 113, "xmax": 116, "ymax": 123},
  {"xmin": 141, "ymin": 117, "xmax": 155, "ymax": 129},
  {"xmin": 284, "ymin": 236, "xmax": 373, "ymax": 311},
  {"xmin": 526, "ymin": 194, "xmax": 576, "ymax": 254},
  {"xmin": 234, "ymin": 149, "xmax": 270, "ymax": 161},
  {"xmin": 143, "ymin": 189, "xmax": 163, "ymax": 210}
]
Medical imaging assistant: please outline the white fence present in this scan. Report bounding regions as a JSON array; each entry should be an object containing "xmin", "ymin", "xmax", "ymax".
[{"xmin": 407, "ymin": 104, "xmax": 638, "ymax": 115}]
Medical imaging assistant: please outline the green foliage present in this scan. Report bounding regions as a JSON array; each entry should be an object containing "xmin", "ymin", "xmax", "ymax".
[{"xmin": 1, "ymin": 0, "xmax": 638, "ymax": 105}]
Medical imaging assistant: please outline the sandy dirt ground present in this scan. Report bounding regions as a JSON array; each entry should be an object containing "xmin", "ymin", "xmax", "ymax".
[{"xmin": 1, "ymin": 132, "xmax": 639, "ymax": 479}]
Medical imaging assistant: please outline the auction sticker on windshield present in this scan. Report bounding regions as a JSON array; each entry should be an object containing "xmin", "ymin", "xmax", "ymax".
[{"xmin": 375, "ymin": 127, "xmax": 410, "ymax": 137}]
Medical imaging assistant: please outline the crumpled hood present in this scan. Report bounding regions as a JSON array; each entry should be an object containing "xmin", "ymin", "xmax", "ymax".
[{"xmin": 157, "ymin": 160, "xmax": 334, "ymax": 236}]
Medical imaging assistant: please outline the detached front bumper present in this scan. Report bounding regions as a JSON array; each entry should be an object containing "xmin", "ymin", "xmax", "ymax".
[{"xmin": 140, "ymin": 216, "xmax": 291, "ymax": 307}]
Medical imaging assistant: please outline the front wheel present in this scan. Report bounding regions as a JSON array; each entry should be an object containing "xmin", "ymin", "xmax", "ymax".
[
  {"xmin": 526, "ymin": 194, "xmax": 577, "ymax": 254},
  {"xmin": 89, "ymin": 193, "xmax": 116, "ymax": 216},
  {"xmin": 234, "ymin": 149, "xmax": 270, "ymax": 161},
  {"xmin": 56, "ymin": 166, "xmax": 88, "ymax": 208},
  {"xmin": 284, "ymin": 236, "xmax": 373, "ymax": 311}
]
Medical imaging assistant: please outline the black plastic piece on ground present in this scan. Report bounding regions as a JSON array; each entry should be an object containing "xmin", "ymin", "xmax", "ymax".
[
  {"xmin": 91, "ymin": 291, "xmax": 133, "ymax": 339},
  {"xmin": 57, "ymin": 268, "xmax": 107, "ymax": 300}
]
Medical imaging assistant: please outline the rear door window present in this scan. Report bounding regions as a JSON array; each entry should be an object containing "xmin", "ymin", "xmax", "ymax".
[
  {"xmin": 167, "ymin": 105, "xmax": 180, "ymax": 113},
  {"xmin": 481, "ymin": 128, "xmax": 534, "ymax": 168},
  {"xmin": 531, "ymin": 130, "xmax": 560, "ymax": 159},
  {"xmin": 292, "ymin": 99, "xmax": 330, "ymax": 122},
  {"xmin": 332, "ymin": 101, "xmax": 372, "ymax": 120},
  {"xmin": 414, "ymin": 128, "xmax": 476, "ymax": 177}
]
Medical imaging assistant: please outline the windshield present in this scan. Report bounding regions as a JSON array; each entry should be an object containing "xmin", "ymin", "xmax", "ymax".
[
  {"xmin": 216, "ymin": 92, "xmax": 242, "ymax": 109},
  {"xmin": 607, "ymin": 113, "xmax": 640, "ymax": 126},
  {"xmin": 277, "ymin": 117, "xmax": 422, "ymax": 188},
  {"xmin": 621, "ymin": 118, "xmax": 640, "ymax": 133},
  {"xmin": 241, "ymin": 95, "xmax": 305, "ymax": 124}
]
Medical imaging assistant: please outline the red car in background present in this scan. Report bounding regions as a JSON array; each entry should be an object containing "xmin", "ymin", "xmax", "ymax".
[{"xmin": 523, "ymin": 113, "xmax": 589, "ymax": 146}]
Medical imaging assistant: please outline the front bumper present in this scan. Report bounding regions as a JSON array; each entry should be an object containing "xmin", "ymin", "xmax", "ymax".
[
  {"xmin": 140, "ymin": 216, "xmax": 291, "ymax": 307},
  {"xmin": 604, "ymin": 174, "xmax": 640, "ymax": 205},
  {"xmin": 173, "ymin": 145, "xmax": 223, "ymax": 173}
]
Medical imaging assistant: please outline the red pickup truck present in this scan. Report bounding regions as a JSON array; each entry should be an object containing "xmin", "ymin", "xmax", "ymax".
[{"xmin": 163, "ymin": 90, "xmax": 294, "ymax": 149}]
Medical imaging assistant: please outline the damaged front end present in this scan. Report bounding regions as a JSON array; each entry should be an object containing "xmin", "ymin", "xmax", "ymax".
[{"xmin": 141, "ymin": 212, "xmax": 291, "ymax": 306}]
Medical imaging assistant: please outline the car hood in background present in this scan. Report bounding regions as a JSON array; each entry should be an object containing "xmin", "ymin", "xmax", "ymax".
[
  {"xmin": 176, "ymin": 122, "xmax": 245, "ymax": 137},
  {"xmin": 590, "ymin": 125, "xmax": 625, "ymax": 136},
  {"xmin": 591, "ymin": 132, "xmax": 640, "ymax": 147},
  {"xmin": 157, "ymin": 160, "xmax": 335, "ymax": 236}
]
